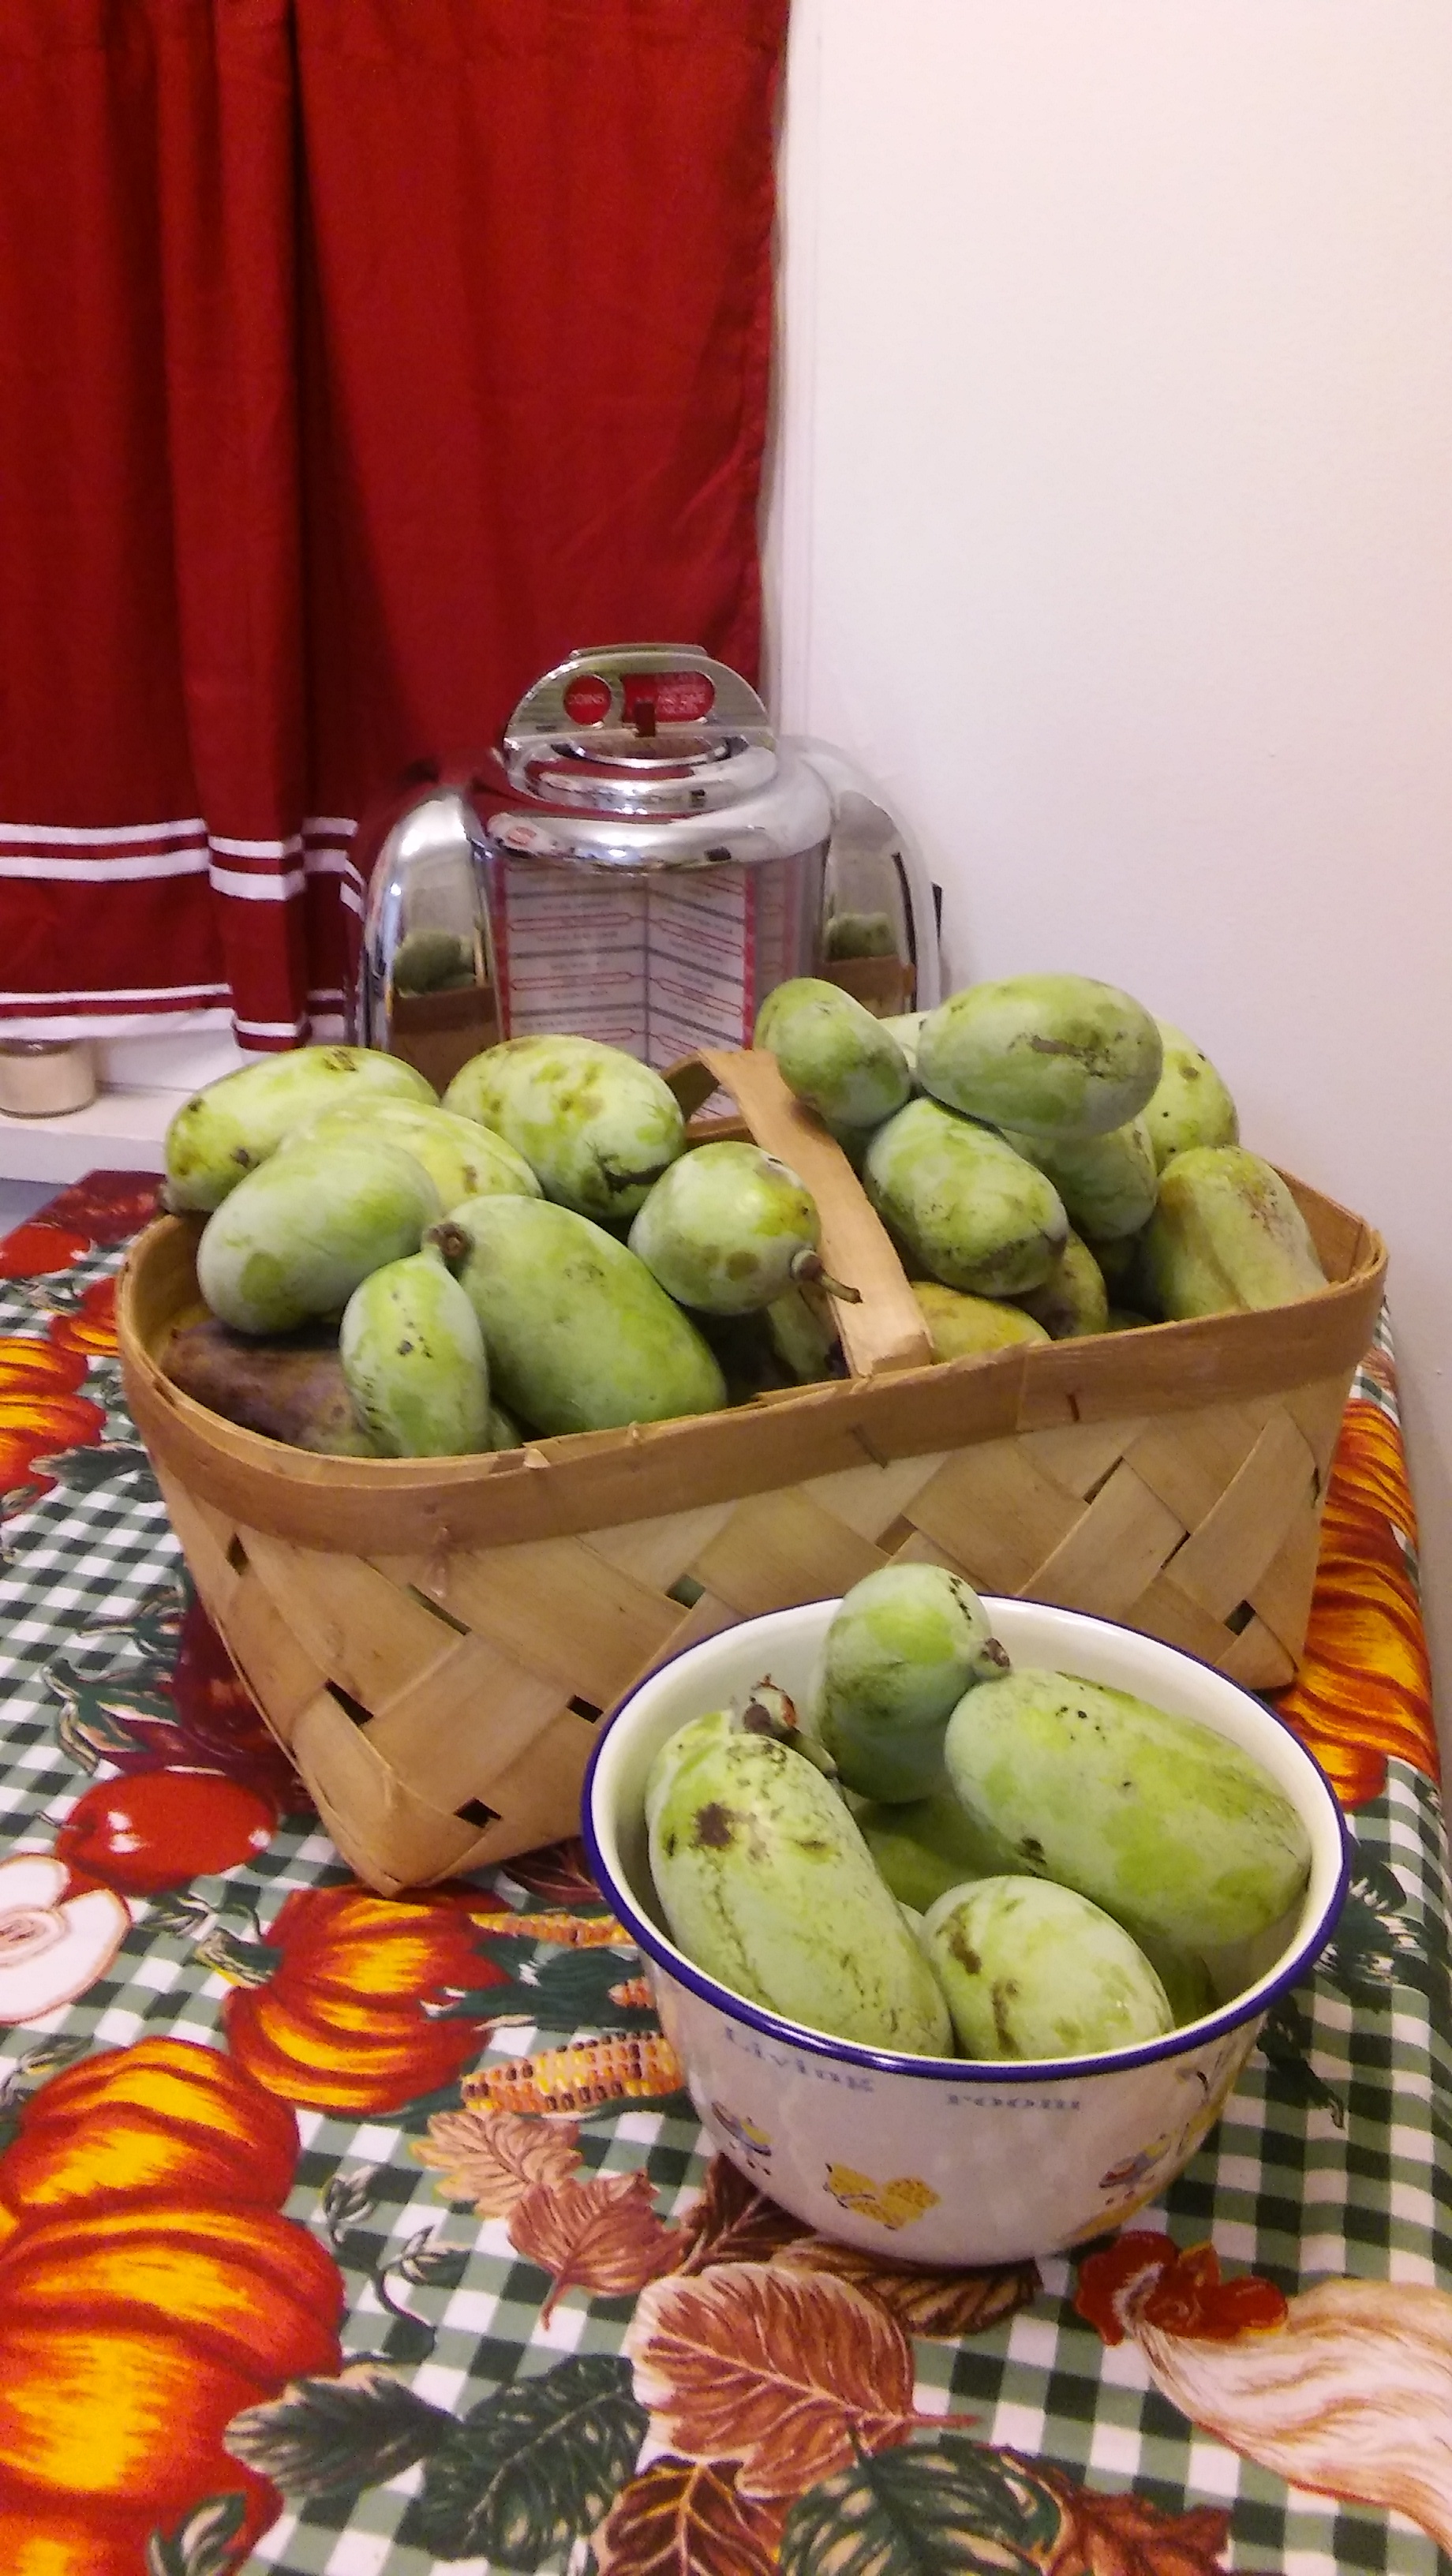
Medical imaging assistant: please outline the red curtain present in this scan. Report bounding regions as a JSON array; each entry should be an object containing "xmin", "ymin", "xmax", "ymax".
[{"xmin": 0, "ymin": 0, "xmax": 787, "ymax": 1047}]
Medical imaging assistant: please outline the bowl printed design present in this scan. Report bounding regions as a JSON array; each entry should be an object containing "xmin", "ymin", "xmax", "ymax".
[
  {"xmin": 825, "ymin": 2166, "xmax": 941, "ymax": 2231},
  {"xmin": 650, "ymin": 1949, "xmax": 1274, "ymax": 2263},
  {"xmin": 586, "ymin": 1595, "xmax": 1349, "ymax": 2266},
  {"xmin": 710, "ymin": 2100, "xmax": 773, "ymax": 2162},
  {"xmin": 1096, "ymin": 2029, "xmax": 1254, "ymax": 2200}
]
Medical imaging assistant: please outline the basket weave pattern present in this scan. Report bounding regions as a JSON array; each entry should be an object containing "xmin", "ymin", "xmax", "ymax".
[{"xmin": 122, "ymin": 1051, "xmax": 1387, "ymax": 1894}]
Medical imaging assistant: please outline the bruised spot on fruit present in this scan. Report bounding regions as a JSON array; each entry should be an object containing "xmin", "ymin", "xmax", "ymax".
[
  {"xmin": 231, "ymin": 1146, "xmax": 253, "ymax": 1168},
  {"xmin": 397, "ymin": 1339, "xmax": 414, "ymax": 1356},
  {"xmin": 991, "ymin": 1979, "xmax": 1020, "ymax": 2051},
  {"xmin": 1020, "ymin": 1836, "xmax": 1046, "ymax": 1866},
  {"xmin": 725, "ymin": 1251, "xmax": 758, "ymax": 1280},
  {"xmin": 949, "ymin": 1933, "xmax": 982, "ymax": 1975},
  {"xmin": 692, "ymin": 1803, "xmax": 736, "ymax": 1851},
  {"xmin": 1026, "ymin": 1031, "xmax": 1120, "ymax": 1077}
]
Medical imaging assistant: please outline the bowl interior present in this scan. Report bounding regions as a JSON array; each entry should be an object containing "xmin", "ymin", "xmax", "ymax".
[{"xmin": 586, "ymin": 1593, "xmax": 1349, "ymax": 2076}]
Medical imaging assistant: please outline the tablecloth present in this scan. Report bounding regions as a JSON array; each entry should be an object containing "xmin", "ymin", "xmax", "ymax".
[{"xmin": 0, "ymin": 1170, "xmax": 1444, "ymax": 2576}]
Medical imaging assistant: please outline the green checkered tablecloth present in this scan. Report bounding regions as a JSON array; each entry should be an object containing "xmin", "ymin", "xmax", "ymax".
[{"xmin": 0, "ymin": 1176, "xmax": 1446, "ymax": 2576}]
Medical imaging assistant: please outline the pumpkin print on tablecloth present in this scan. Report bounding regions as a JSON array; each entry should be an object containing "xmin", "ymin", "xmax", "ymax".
[
  {"xmin": 1275, "ymin": 1396, "xmax": 1437, "ymax": 1805},
  {"xmin": 46, "ymin": 1271, "xmax": 119, "ymax": 1361},
  {"xmin": 0, "ymin": 2034, "xmax": 301, "ymax": 2245},
  {"xmin": 0, "ymin": 1336, "xmax": 106, "ymax": 1503},
  {"xmin": 0, "ymin": 2035, "xmax": 343, "ymax": 2571},
  {"xmin": 223, "ymin": 1882, "xmax": 513, "ymax": 2113}
]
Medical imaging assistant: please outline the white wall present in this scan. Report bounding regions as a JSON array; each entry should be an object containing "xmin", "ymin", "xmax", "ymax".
[{"xmin": 766, "ymin": 0, "xmax": 1452, "ymax": 1750}]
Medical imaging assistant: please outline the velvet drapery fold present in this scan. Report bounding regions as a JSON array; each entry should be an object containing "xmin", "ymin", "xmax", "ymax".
[{"xmin": 0, "ymin": 0, "xmax": 786, "ymax": 1045}]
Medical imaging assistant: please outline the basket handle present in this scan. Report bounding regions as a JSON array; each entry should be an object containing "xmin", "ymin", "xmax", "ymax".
[{"xmin": 664, "ymin": 1046, "xmax": 934, "ymax": 1380}]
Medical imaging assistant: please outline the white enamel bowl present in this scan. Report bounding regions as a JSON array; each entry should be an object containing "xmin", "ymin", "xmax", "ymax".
[{"xmin": 583, "ymin": 1597, "xmax": 1349, "ymax": 2265}]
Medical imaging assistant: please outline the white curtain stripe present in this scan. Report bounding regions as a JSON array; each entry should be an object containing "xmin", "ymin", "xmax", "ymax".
[
  {"xmin": 208, "ymin": 833, "xmax": 305, "ymax": 860},
  {"xmin": 0, "ymin": 1008, "xmax": 236, "ymax": 1037},
  {"xmin": 207, "ymin": 865, "xmax": 308, "ymax": 901},
  {"xmin": 0, "ymin": 817, "xmax": 207, "ymax": 846},
  {"xmin": 0, "ymin": 983, "xmax": 231, "ymax": 1004},
  {"xmin": 0, "ymin": 814, "xmax": 361, "ymax": 1042},
  {"xmin": 0, "ymin": 851, "xmax": 209, "ymax": 882},
  {"xmin": 0, "ymin": 814, "xmax": 356, "ymax": 861}
]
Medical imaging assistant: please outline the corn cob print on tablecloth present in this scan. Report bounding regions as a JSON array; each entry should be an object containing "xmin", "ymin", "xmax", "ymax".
[{"xmin": 0, "ymin": 1171, "xmax": 1443, "ymax": 2576}]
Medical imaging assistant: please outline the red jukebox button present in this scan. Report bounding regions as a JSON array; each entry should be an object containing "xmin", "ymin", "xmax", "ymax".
[{"xmin": 562, "ymin": 674, "xmax": 613, "ymax": 725}]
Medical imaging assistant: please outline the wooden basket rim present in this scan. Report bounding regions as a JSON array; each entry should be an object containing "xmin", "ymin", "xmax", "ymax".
[{"xmin": 119, "ymin": 1160, "xmax": 1387, "ymax": 1559}]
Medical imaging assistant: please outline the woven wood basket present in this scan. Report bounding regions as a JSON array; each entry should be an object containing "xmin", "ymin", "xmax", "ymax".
[{"xmin": 118, "ymin": 1048, "xmax": 1387, "ymax": 1895}]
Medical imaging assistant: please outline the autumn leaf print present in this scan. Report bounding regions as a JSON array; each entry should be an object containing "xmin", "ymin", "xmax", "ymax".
[
  {"xmin": 775, "ymin": 2234, "xmax": 1040, "ymax": 2340},
  {"xmin": 501, "ymin": 1837, "xmax": 602, "ymax": 1906},
  {"xmin": 402, "ymin": 2353, "xmax": 646, "ymax": 2567},
  {"xmin": 593, "ymin": 2455, "xmax": 785, "ymax": 2576},
  {"xmin": 778, "ymin": 2436, "xmax": 1062, "ymax": 2576},
  {"xmin": 674, "ymin": 2154, "xmax": 814, "ymax": 2275},
  {"xmin": 508, "ymin": 2167, "xmax": 686, "ymax": 2323},
  {"xmin": 1037, "ymin": 2464, "xmax": 1230, "ymax": 2576},
  {"xmin": 625, "ymin": 2261, "xmax": 930, "ymax": 2501},
  {"xmin": 413, "ymin": 2107, "xmax": 582, "ymax": 2216},
  {"xmin": 226, "ymin": 2366, "xmax": 452, "ymax": 2499}
]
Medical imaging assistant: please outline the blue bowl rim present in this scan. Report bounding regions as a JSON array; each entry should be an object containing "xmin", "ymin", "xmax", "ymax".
[{"xmin": 581, "ymin": 1595, "xmax": 1354, "ymax": 2087}]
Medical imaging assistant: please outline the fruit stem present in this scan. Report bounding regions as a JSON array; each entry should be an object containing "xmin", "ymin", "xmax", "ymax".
[
  {"xmin": 791, "ymin": 1249, "xmax": 862, "ymax": 1304},
  {"xmin": 426, "ymin": 1220, "xmax": 472, "ymax": 1268},
  {"xmin": 735, "ymin": 1685, "xmax": 838, "ymax": 1777}
]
